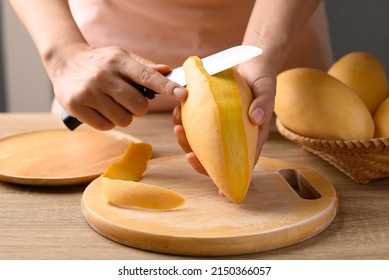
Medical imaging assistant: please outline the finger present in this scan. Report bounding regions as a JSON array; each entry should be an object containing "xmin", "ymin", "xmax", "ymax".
[
  {"xmin": 186, "ymin": 152, "xmax": 208, "ymax": 175},
  {"xmin": 70, "ymin": 106, "xmax": 115, "ymax": 131},
  {"xmin": 219, "ymin": 190, "xmax": 226, "ymax": 198},
  {"xmin": 101, "ymin": 78, "xmax": 149, "ymax": 117},
  {"xmin": 172, "ymin": 105, "xmax": 182, "ymax": 125},
  {"xmin": 58, "ymin": 88, "xmax": 117, "ymax": 130},
  {"xmin": 173, "ymin": 125, "xmax": 192, "ymax": 153},
  {"xmin": 238, "ymin": 61, "xmax": 276, "ymax": 166},
  {"xmin": 128, "ymin": 52, "xmax": 173, "ymax": 75},
  {"xmin": 249, "ymin": 89, "xmax": 274, "ymax": 164},
  {"xmin": 238, "ymin": 59, "xmax": 276, "ymax": 126},
  {"xmin": 246, "ymin": 74, "xmax": 275, "ymax": 123},
  {"xmin": 73, "ymin": 84, "xmax": 135, "ymax": 128},
  {"xmin": 118, "ymin": 59, "xmax": 187, "ymax": 101},
  {"xmin": 87, "ymin": 93, "xmax": 135, "ymax": 128},
  {"xmin": 74, "ymin": 56, "xmax": 149, "ymax": 118},
  {"xmin": 255, "ymin": 119, "xmax": 271, "ymax": 163}
]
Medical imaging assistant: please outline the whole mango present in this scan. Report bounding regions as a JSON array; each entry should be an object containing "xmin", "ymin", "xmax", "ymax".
[
  {"xmin": 328, "ymin": 52, "xmax": 389, "ymax": 114},
  {"xmin": 275, "ymin": 68, "xmax": 375, "ymax": 140},
  {"xmin": 373, "ymin": 97, "xmax": 389, "ymax": 138}
]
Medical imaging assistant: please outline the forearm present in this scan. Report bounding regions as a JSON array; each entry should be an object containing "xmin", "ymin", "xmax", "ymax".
[
  {"xmin": 243, "ymin": 0, "xmax": 321, "ymax": 70},
  {"xmin": 8, "ymin": 0, "xmax": 87, "ymax": 70}
]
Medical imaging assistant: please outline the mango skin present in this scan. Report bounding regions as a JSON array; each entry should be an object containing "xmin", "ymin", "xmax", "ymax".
[
  {"xmin": 374, "ymin": 97, "xmax": 389, "ymax": 138},
  {"xmin": 181, "ymin": 56, "xmax": 258, "ymax": 204},
  {"xmin": 328, "ymin": 52, "xmax": 389, "ymax": 114},
  {"xmin": 275, "ymin": 68, "xmax": 375, "ymax": 140}
]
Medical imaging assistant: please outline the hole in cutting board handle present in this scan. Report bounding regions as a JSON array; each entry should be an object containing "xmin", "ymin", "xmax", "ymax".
[{"xmin": 279, "ymin": 169, "xmax": 322, "ymax": 200}]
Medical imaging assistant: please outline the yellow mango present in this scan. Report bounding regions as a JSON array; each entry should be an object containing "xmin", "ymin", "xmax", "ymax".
[
  {"xmin": 103, "ymin": 142, "xmax": 152, "ymax": 181},
  {"xmin": 102, "ymin": 142, "xmax": 185, "ymax": 210},
  {"xmin": 275, "ymin": 68, "xmax": 374, "ymax": 140},
  {"xmin": 373, "ymin": 97, "xmax": 389, "ymax": 138},
  {"xmin": 102, "ymin": 176, "xmax": 185, "ymax": 210},
  {"xmin": 181, "ymin": 56, "xmax": 258, "ymax": 204},
  {"xmin": 328, "ymin": 52, "xmax": 389, "ymax": 114}
]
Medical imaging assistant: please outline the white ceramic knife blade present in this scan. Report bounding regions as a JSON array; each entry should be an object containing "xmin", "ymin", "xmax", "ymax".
[{"xmin": 166, "ymin": 45, "xmax": 263, "ymax": 86}]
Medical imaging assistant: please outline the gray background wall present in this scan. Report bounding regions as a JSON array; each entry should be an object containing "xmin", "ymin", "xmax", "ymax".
[
  {"xmin": 326, "ymin": 0, "xmax": 389, "ymax": 74},
  {"xmin": 0, "ymin": 0, "xmax": 389, "ymax": 112},
  {"xmin": 1, "ymin": 1, "xmax": 52, "ymax": 112},
  {"xmin": 0, "ymin": 1, "xmax": 6, "ymax": 111}
]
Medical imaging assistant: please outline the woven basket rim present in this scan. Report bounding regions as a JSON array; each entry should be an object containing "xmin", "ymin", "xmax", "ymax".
[
  {"xmin": 275, "ymin": 118, "xmax": 389, "ymax": 184},
  {"xmin": 275, "ymin": 118, "xmax": 389, "ymax": 150}
]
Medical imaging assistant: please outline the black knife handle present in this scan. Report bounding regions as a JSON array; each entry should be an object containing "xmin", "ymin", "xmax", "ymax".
[
  {"xmin": 61, "ymin": 83, "xmax": 158, "ymax": 130},
  {"xmin": 61, "ymin": 111, "xmax": 82, "ymax": 131},
  {"xmin": 131, "ymin": 83, "xmax": 159, "ymax": 99}
]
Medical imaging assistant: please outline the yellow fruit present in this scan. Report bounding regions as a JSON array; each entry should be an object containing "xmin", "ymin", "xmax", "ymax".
[
  {"xmin": 275, "ymin": 68, "xmax": 375, "ymax": 140},
  {"xmin": 103, "ymin": 142, "xmax": 152, "ymax": 181},
  {"xmin": 102, "ymin": 142, "xmax": 185, "ymax": 210},
  {"xmin": 373, "ymin": 97, "xmax": 389, "ymax": 138},
  {"xmin": 328, "ymin": 52, "xmax": 389, "ymax": 114},
  {"xmin": 181, "ymin": 56, "xmax": 258, "ymax": 203},
  {"xmin": 102, "ymin": 176, "xmax": 185, "ymax": 211}
]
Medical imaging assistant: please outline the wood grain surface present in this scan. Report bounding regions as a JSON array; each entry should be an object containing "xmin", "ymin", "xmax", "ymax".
[
  {"xmin": 0, "ymin": 129, "xmax": 138, "ymax": 186},
  {"xmin": 1, "ymin": 113, "xmax": 389, "ymax": 260},
  {"xmin": 82, "ymin": 156, "xmax": 337, "ymax": 256}
]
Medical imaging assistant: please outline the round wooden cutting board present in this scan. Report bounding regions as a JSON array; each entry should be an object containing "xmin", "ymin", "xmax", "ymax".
[
  {"xmin": 0, "ymin": 129, "xmax": 137, "ymax": 186},
  {"xmin": 82, "ymin": 156, "xmax": 338, "ymax": 256}
]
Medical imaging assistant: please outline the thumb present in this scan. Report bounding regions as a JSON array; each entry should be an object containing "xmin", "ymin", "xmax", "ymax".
[{"xmin": 247, "ymin": 75, "xmax": 275, "ymax": 126}]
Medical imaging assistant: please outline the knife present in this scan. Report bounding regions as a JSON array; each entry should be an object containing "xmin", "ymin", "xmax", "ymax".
[{"xmin": 62, "ymin": 45, "xmax": 263, "ymax": 130}]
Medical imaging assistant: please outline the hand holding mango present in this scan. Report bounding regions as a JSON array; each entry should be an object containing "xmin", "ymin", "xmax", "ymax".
[
  {"xmin": 173, "ymin": 54, "xmax": 276, "ymax": 204},
  {"xmin": 179, "ymin": 56, "xmax": 259, "ymax": 204}
]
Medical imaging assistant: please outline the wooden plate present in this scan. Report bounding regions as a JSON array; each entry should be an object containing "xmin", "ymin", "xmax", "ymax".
[
  {"xmin": 82, "ymin": 156, "xmax": 338, "ymax": 256},
  {"xmin": 0, "ymin": 129, "xmax": 137, "ymax": 186}
]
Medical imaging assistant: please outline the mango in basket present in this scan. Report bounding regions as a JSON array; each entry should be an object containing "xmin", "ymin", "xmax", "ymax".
[
  {"xmin": 374, "ymin": 97, "xmax": 389, "ymax": 138},
  {"xmin": 274, "ymin": 68, "xmax": 374, "ymax": 140},
  {"xmin": 328, "ymin": 52, "xmax": 389, "ymax": 114}
]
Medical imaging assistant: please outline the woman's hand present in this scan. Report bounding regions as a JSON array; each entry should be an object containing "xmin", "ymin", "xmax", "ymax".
[
  {"xmin": 48, "ymin": 43, "xmax": 187, "ymax": 130},
  {"xmin": 172, "ymin": 51, "xmax": 277, "ymax": 174},
  {"xmin": 238, "ymin": 53, "xmax": 277, "ymax": 164},
  {"xmin": 8, "ymin": 0, "xmax": 187, "ymax": 130}
]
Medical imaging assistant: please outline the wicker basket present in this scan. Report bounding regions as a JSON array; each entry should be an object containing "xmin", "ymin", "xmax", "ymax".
[{"xmin": 275, "ymin": 118, "xmax": 389, "ymax": 184}]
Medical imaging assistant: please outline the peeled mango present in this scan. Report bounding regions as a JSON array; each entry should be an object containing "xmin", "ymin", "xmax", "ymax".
[
  {"xmin": 328, "ymin": 52, "xmax": 389, "ymax": 114},
  {"xmin": 181, "ymin": 56, "xmax": 258, "ymax": 204},
  {"xmin": 374, "ymin": 97, "xmax": 389, "ymax": 138},
  {"xmin": 275, "ymin": 68, "xmax": 375, "ymax": 140},
  {"xmin": 102, "ymin": 142, "xmax": 185, "ymax": 210}
]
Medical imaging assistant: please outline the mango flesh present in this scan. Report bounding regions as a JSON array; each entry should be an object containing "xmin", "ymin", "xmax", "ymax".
[
  {"xmin": 374, "ymin": 97, "xmax": 389, "ymax": 138},
  {"xmin": 328, "ymin": 52, "xmax": 389, "ymax": 114},
  {"xmin": 275, "ymin": 68, "xmax": 375, "ymax": 140},
  {"xmin": 102, "ymin": 176, "xmax": 185, "ymax": 211},
  {"xmin": 181, "ymin": 56, "xmax": 258, "ymax": 204},
  {"xmin": 102, "ymin": 142, "xmax": 185, "ymax": 210},
  {"xmin": 103, "ymin": 142, "xmax": 152, "ymax": 181}
]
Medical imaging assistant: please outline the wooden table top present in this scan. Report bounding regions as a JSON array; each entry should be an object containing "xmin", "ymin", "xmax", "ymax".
[{"xmin": 1, "ymin": 113, "xmax": 388, "ymax": 260}]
